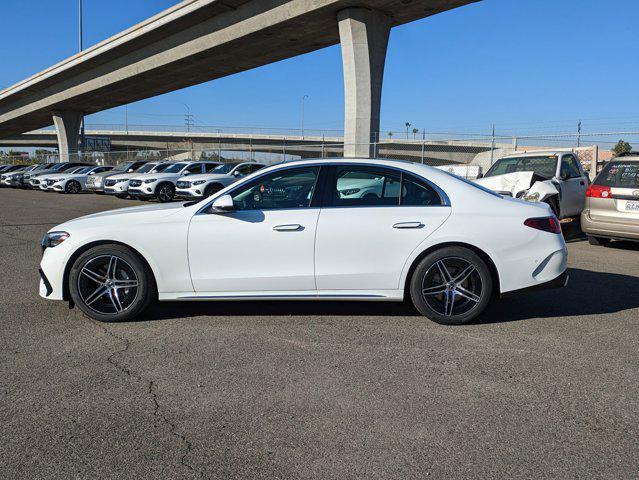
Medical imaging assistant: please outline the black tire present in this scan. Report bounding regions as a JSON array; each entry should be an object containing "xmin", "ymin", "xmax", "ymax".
[
  {"xmin": 203, "ymin": 183, "xmax": 224, "ymax": 198},
  {"xmin": 69, "ymin": 244, "xmax": 156, "ymax": 322},
  {"xmin": 156, "ymin": 183, "xmax": 175, "ymax": 203},
  {"xmin": 588, "ymin": 236, "xmax": 611, "ymax": 246},
  {"xmin": 65, "ymin": 180, "xmax": 82, "ymax": 194},
  {"xmin": 544, "ymin": 196, "xmax": 560, "ymax": 218},
  {"xmin": 410, "ymin": 247, "xmax": 493, "ymax": 325}
]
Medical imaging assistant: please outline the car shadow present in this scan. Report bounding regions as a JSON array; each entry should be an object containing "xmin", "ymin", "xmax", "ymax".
[
  {"xmin": 478, "ymin": 267, "xmax": 639, "ymax": 324},
  {"xmin": 133, "ymin": 267, "xmax": 639, "ymax": 324}
]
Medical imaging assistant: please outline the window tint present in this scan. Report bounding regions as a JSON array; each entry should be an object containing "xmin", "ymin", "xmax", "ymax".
[
  {"xmin": 332, "ymin": 166, "xmax": 401, "ymax": 207},
  {"xmin": 235, "ymin": 164, "xmax": 253, "ymax": 176},
  {"xmin": 561, "ymin": 155, "xmax": 582, "ymax": 179},
  {"xmin": 250, "ymin": 164, "xmax": 265, "ymax": 173},
  {"xmin": 186, "ymin": 163, "xmax": 203, "ymax": 174},
  {"xmin": 205, "ymin": 163, "xmax": 221, "ymax": 173},
  {"xmin": 401, "ymin": 174, "xmax": 443, "ymax": 206},
  {"xmin": 231, "ymin": 167, "xmax": 320, "ymax": 211},
  {"xmin": 596, "ymin": 162, "xmax": 639, "ymax": 188}
]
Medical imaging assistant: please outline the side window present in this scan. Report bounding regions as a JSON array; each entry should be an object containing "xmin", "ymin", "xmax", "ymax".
[
  {"xmin": 401, "ymin": 174, "xmax": 443, "ymax": 206},
  {"xmin": 205, "ymin": 163, "xmax": 220, "ymax": 173},
  {"xmin": 230, "ymin": 167, "xmax": 320, "ymax": 211},
  {"xmin": 250, "ymin": 164, "xmax": 265, "ymax": 173},
  {"xmin": 331, "ymin": 166, "xmax": 401, "ymax": 207},
  {"xmin": 186, "ymin": 164, "xmax": 203, "ymax": 174},
  {"xmin": 561, "ymin": 155, "xmax": 581, "ymax": 179}
]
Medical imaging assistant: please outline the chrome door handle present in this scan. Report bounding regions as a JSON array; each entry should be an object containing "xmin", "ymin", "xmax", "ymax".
[
  {"xmin": 393, "ymin": 222, "xmax": 424, "ymax": 229},
  {"xmin": 273, "ymin": 224, "xmax": 303, "ymax": 232}
]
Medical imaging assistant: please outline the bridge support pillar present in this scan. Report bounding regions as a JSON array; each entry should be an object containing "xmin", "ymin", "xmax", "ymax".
[
  {"xmin": 338, "ymin": 8, "xmax": 391, "ymax": 158},
  {"xmin": 52, "ymin": 110, "xmax": 82, "ymax": 162}
]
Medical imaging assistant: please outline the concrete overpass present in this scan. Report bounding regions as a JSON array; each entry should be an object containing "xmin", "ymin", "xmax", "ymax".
[
  {"xmin": 0, "ymin": 0, "xmax": 479, "ymax": 160},
  {"xmin": 0, "ymin": 128, "xmax": 501, "ymax": 165}
]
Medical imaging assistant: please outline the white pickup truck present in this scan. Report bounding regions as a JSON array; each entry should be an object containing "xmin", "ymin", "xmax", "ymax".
[{"xmin": 475, "ymin": 150, "xmax": 589, "ymax": 219}]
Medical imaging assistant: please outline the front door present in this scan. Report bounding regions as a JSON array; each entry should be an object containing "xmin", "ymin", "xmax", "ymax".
[
  {"xmin": 188, "ymin": 166, "xmax": 322, "ymax": 294},
  {"xmin": 559, "ymin": 154, "xmax": 588, "ymax": 217}
]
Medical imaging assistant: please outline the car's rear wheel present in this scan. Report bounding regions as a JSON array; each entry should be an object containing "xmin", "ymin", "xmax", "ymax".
[
  {"xmin": 65, "ymin": 180, "xmax": 82, "ymax": 194},
  {"xmin": 69, "ymin": 244, "xmax": 156, "ymax": 322},
  {"xmin": 587, "ymin": 236, "xmax": 611, "ymax": 246},
  {"xmin": 156, "ymin": 183, "xmax": 175, "ymax": 202},
  {"xmin": 410, "ymin": 247, "xmax": 493, "ymax": 325}
]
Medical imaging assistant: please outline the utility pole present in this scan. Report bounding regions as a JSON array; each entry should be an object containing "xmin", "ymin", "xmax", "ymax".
[
  {"xmin": 301, "ymin": 95, "xmax": 309, "ymax": 138},
  {"xmin": 78, "ymin": 0, "xmax": 85, "ymax": 155},
  {"xmin": 577, "ymin": 120, "xmax": 582, "ymax": 148},
  {"xmin": 183, "ymin": 104, "xmax": 194, "ymax": 132},
  {"xmin": 490, "ymin": 124, "xmax": 496, "ymax": 166}
]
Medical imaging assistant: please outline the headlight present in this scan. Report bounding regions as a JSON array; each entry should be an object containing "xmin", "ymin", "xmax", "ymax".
[
  {"xmin": 193, "ymin": 180, "xmax": 206, "ymax": 186},
  {"xmin": 144, "ymin": 178, "xmax": 157, "ymax": 184},
  {"xmin": 41, "ymin": 231, "xmax": 70, "ymax": 250},
  {"xmin": 340, "ymin": 188, "xmax": 361, "ymax": 196},
  {"xmin": 523, "ymin": 192, "xmax": 541, "ymax": 202}
]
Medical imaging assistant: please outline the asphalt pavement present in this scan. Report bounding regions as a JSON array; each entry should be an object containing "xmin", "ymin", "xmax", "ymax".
[{"xmin": 1, "ymin": 187, "xmax": 637, "ymax": 479}]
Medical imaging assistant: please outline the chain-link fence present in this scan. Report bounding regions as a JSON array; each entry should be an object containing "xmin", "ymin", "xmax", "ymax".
[{"xmin": 2, "ymin": 129, "xmax": 634, "ymax": 180}]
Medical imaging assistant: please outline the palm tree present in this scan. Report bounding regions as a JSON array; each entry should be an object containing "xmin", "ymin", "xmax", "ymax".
[
  {"xmin": 405, "ymin": 122, "xmax": 411, "ymax": 139},
  {"xmin": 412, "ymin": 128, "xmax": 419, "ymax": 139},
  {"xmin": 388, "ymin": 131, "xmax": 393, "ymax": 138}
]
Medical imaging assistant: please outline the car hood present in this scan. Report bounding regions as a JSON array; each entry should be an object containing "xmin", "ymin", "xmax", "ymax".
[
  {"xmin": 475, "ymin": 172, "xmax": 559, "ymax": 201},
  {"xmin": 53, "ymin": 203, "xmax": 186, "ymax": 232},
  {"xmin": 181, "ymin": 173, "xmax": 232, "ymax": 182}
]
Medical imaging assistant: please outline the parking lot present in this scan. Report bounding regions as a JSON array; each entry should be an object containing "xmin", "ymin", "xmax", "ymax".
[{"xmin": 1, "ymin": 187, "xmax": 638, "ymax": 479}]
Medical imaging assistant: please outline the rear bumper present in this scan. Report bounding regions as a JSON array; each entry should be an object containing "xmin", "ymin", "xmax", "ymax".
[
  {"xmin": 581, "ymin": 210, "xmax": 639, "ymax": 241},
  {"xmin": 501, "ymin": 270, "xmax": 568, "ymax": 298}
]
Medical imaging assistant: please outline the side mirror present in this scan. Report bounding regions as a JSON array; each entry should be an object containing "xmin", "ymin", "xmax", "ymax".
[{"xmin": 210, "ymin": 194, "xmax": 235, "ymax": 213}]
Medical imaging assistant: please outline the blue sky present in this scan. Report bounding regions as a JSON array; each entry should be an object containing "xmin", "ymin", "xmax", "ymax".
[{"xmin": 1, "ymin": 0, "xmax": 638, "ymax": 136}]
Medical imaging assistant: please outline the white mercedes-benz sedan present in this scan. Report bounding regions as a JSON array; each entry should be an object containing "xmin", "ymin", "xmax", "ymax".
[{"xmin": 39, "ymin": 159, "xmax": 568, "ymax": 325}]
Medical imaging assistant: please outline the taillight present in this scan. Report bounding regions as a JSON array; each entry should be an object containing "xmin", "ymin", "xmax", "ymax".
[
  {"xmin": 524, "ymin": 217, "xmax": 562, "ymax": 234},
  {"xmin": 586, "ymin": 184, "xmax": 612, "ymax": 198}
]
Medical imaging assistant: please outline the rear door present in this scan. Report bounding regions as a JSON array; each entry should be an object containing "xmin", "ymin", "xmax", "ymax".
[
  {"xmin": 314, "ymin": 165, "xmax": 451, "ymax": 292},
  {"xmin": 558, "ymin": 154, "xmax": 588, "ymax": 216}
]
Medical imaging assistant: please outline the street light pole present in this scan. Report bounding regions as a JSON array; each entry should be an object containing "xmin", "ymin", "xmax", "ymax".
[
  {"xmin": 301, "ymin": 95, "xmax": 309, "ymax": 138},
  {"xmin": 78, "ymin": 0, "xmax": 85, "ymax": 156}
]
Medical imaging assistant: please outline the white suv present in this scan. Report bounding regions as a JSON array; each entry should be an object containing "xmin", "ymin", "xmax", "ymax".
[
  {"xmin": 127, "ymin": 161, "xmax": 221, "ymax": 202},
  {"xmin": 104, "ymin": 161, "xmax": 171, "ymax": 198},
  {"xmin": 176, "ymin": 162, "xmax": 266, "ymax": 199}
]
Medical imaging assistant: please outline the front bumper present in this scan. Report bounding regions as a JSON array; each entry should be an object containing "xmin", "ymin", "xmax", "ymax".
[
  {"xmin": 128, "ymin": 186, "xmax": 156, "ymax": 197},
  {"xmin": 104, "ymin": 183, "xmax": 129, "ymax": 195},
  {"xmin": 176, "ymin": 188, "xmax": 203, "ymax": 199}
]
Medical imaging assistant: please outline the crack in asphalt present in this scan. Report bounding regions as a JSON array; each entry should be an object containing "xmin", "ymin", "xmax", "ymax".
[{"xmin": 97, "ymin": 324, "xmax": 209, "ymax": 479}]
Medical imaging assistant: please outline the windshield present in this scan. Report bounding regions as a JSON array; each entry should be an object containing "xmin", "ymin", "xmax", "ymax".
[
  {"xmin": 136, "ymin": 163, "xmax": 158, "ymax": 174},
  {"xmin": 113, "ymin": 162, "xmax": 134, "ymax": 172},
  {"xmin": 164, "ymin": 162, "xmax": 188, "ymax": 173},
  {"xmin": 596, "ymin": 162, "xmax": 639, "ymax": 188},
  {"xmin": 485, "ymin": 156, "xmax": 557, "ymax": 179},
  {"xmin": 152, "ymin": 163, "xmax": 172, "ymax": 173},
  {"xmin": 212, "ymin": 163, "xmax": 239, "ymax": 174}
]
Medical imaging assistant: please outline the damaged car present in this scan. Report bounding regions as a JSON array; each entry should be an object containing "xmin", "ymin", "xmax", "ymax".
[{"xmin": 475, "ymin": 151, "xmax": 589, "ymax": 218}]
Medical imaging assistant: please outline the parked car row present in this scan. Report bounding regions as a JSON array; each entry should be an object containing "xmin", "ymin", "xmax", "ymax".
[{"xmin": 1, "ymin": 160, "xmax": 267, "ymax": 202}]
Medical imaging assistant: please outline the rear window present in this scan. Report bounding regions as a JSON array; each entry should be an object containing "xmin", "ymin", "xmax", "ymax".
[{"xmin": 596, "ymin": 162, "xmax": 639, "ymax": 188}]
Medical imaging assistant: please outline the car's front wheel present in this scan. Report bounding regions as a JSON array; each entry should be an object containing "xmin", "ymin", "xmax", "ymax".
[
  {"xmin": 156, "ymin": 183, "xmax": 175, "ymax": 202},
  {"xmin": 410, "ymin": 247, "xmax": 493, "ymax": 325},
  {"xmin": 69, "ymin": 244, "xmax": 156, "ymax": 322},
  {"xmin": 65, "ymin": 180, "xmax": 82, "ymax": 194}
]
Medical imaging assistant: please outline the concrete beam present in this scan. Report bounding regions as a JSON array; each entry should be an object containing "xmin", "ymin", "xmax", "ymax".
[
  {"xmin": 338, "ymin": 8, "xmax": 390, "ymax": 158},
  {"xmin": 52, "ymin": 111, "xmax": 82, "ymax": 162}
]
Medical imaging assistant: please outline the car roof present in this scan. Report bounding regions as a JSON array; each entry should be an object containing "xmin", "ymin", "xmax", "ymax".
[
  {"xmin": 610, "ymin": 155, "xmax": 639, "ymax": 162},
  {"xmin": 500, "ymin": 151, "xmax": 566, "ymax": 159}
]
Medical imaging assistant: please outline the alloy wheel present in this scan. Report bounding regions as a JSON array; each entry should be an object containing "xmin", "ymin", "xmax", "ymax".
[
  {"xmin": 77, "ymin": 255, "xmax": 139, "ymax": 315},
  {"xmin": 157, "ymin": 185, "xmax": 174, "ymax": 202},
  {"xmin": 421, "ymin": 257, "xmax": 483, "ymax": 317}
]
